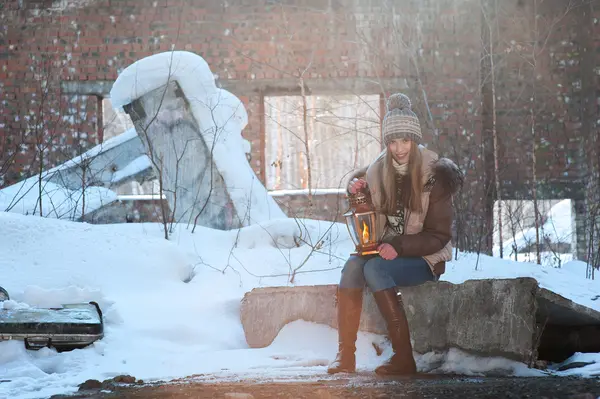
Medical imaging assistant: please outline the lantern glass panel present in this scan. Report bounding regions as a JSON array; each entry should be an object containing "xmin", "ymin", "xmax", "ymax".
[
  {"xmin": 343, "ymin": 210, "xmax": 360, "ymax": 247},
  {"xmin": 355, "ymin": 212, "xmax": 376, "ymax": 245}
]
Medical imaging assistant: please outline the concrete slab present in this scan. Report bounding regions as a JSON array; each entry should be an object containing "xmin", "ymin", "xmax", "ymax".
[{"xmin": 240, "ymin": 278, "xmax": 600, "ymax": 364}]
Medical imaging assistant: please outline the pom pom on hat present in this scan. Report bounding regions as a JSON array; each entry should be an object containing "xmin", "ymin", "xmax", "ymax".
[{"xmin": 386, "ymin": 93, "xmax": 412, "ymax": 112}]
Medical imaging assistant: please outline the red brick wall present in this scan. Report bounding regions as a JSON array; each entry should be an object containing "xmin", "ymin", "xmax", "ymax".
[
  {"xmin": 594, "ymin": 5, "xmax": 600, "ymax": 198},
  {"xmin": 0, "ymin": 5, "xmax": 101, "ymax": 185},
  {"xmin": 488, "ymin": 0, "xmax": 591, "ymax": 192},
  {"xmin": 0, "ymin": 0, "xmax": 597, "ymax": 254},
  {"xmin": 583, "ymin": 5, "xmax": 600, "ymax": 264},
  {"xmin": 1, "ymin": 0, "xmax": 482, "ymax": 183},
  {"xmin": 589, "ymin": 5, "xmax": 600, "ymax": 202}
]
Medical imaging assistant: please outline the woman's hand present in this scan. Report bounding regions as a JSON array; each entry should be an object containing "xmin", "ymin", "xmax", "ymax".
[
  {"xmin": 377, "ymin": 243, "xmax": 398, "ymax": 260},
  {"xmin": 348, "ymin": 178, "xmax": 368, "ymax": 194}
]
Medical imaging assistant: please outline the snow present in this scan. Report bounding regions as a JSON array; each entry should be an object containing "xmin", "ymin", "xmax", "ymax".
[
  {"xmin": 0, "ymin": 175, "xmax": 116, "ymax": 220},
  {"xmin": 494, "ymin": 199, "xmax": 574, "ymax": 260},
  {"xmin": 0, "ymin": 128, "xmax": 139, "ymax": 219},
  {"xmin": 1, "ymin": 210, "xmax": 599, "ymax": 398},
  {"xmin": 109, "ymin": 51, "xmax": 285, "ymax": 225}
]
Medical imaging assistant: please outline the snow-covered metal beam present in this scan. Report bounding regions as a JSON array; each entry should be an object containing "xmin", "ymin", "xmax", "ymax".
[
  {"xmin": 110, "ymin": 51, "xmax": 286, "ymax": 229},
  {"xmin": 0, "ymin": 128, "xmax": 156, "ymax": 219},
  {"xmin": 44, "ymin": 128, "xmax": 154, "ymax": 191}
]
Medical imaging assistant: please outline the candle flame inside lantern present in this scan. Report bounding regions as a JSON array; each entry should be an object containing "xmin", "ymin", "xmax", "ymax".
[{"xmin": 362, "ymin": 221, "xmax": 369, "ymax": 243}]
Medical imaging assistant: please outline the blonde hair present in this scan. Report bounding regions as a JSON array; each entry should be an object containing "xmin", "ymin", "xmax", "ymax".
[{"xmin": 380, "ymin": 142, "xmax": 423, "ymax": 214}]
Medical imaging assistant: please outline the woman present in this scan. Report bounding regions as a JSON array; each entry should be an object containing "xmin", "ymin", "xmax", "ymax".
[{"xmin": 327, "ymin": 93, "xmax": 463, "ymax": 375}]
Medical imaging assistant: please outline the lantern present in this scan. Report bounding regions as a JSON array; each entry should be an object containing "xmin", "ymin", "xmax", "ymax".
[{"xmin": 343, "ymin": 189, "xmax": 381, "ymax": 256}]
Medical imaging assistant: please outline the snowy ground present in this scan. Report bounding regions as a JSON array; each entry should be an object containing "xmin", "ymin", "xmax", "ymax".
[{"xmin": 1, "ymin": 212, "xmax": 599, "ymax": 399}]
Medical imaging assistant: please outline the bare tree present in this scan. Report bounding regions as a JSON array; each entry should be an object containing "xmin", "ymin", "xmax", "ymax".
[
  {"xmin": 481, "ymin": 0, "xmax": 505, "ymax": 258},
  {"xmin": 506, "ymin": 0, "xmax": 574, "ymax": 264},
  {"xmin": 586, "ymin": 202, "xmax": 599, "ymax": 279}
]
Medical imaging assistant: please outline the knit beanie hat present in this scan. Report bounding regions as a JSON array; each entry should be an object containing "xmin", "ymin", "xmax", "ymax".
[{"xmin": 382, "ymin": 93, "xmax": 422, "ymax": 145}]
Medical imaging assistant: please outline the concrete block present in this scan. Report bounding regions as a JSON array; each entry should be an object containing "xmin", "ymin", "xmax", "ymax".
[{"xmin": 240, "ymin": 278, "xmax": 600, "ymax": 364}]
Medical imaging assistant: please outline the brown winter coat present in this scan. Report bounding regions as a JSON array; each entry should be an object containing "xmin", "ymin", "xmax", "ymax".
[{"xmin": 348, "ymin": 147, "xmax": 463, "ymax": 277}]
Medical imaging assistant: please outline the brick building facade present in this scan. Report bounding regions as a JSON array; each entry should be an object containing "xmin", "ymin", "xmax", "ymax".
[{"xmin": 0, "ymin": 0, "xmax": 598, "ymax": 261}]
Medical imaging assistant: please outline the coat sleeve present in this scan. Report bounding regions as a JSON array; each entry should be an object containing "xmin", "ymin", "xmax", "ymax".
[{"xmin": 384, "ymin": 182, "xmax": 453, "ymax": 256}]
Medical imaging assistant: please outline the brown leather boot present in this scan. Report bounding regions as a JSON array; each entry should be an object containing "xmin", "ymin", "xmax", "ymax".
[
  {"xmin": 326, "ymin": 287, "xmax": 363, "ymax": 374},
  {"xmin": 372, "ymin": 288, "xmax": 417, "ymax": 375}
]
